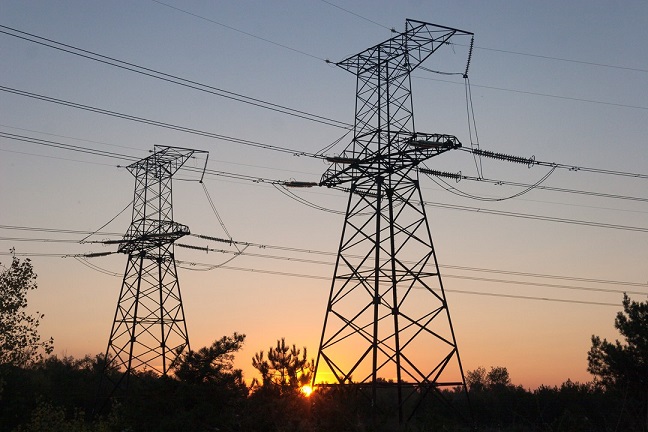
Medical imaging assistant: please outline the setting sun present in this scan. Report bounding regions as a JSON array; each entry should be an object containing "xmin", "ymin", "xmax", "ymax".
[{"xmin": 300, "ymin": 385, "xmax": 313, "ymax": 397}]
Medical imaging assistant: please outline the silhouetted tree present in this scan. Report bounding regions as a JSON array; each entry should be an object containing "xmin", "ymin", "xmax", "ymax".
[
  {"xmin": 486, "ymin": 366, "xmax": 512, "ymax": 388},
  {"xmin": 588, "ymin": 293, "xmax": 648, "ymax": 430},
  {"xmin": 466, "ymin": 365, "xmax": 511, "ymax": 390},
  {"xmin": 172, "ymin": 332, "xmax": 246, "ymax": 391},
  {"xmin": 0, "ymin": 252, "xmax": 53, "ymax": 366},
  {"xmin": 466, "ymin": 366, "xmax": 487, "ymax": 391},
  {"xmin": 251, "ymin": 337, "xmax": 313, "ymax": 395},
  {"xmin": 244, "ymin": 338, "xmax": 314, "ymax": 431}
]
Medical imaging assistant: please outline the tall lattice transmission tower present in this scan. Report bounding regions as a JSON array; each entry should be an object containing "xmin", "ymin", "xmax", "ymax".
[
  {"xmin": 101, "ymin": 145, "xmax": 207, "ymax": 395},
  {"xmin": 313, "ymin": 20, "xmax": 474, "ymax": 422}
]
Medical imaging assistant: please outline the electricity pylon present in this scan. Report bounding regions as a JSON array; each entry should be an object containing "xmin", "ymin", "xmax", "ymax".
[
  {"xmin": 100, "ymin": 145, "xmax": 207, "ymax": 398},
  {"xmin": 313, "ymin": 20, "xmax": 474, "ymax": 423}
]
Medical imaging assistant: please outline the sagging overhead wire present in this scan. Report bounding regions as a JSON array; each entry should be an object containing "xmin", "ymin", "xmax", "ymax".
[
  {"xmin": 464, "ymin": 75, "xmax": 483, "ymax": 177},
  {"xmin": 4, "ymin": 127, "xmax": 648, "ymax": 233},
  {"xmin": 201, "ymin": 182, "xmax": 240, "ymax": 252},
  {"xmin": 0, "ymin": 85, "xmax": 323, "ymax": 158},
  {"xmin": 79, "ymin": 199, "xmax": 133, "ymax": 243},
  {"xmin": 5, "ymin": 83, "xmax": 646, "ymax": 184},
  {"xmin": 168, "ymin": 260, "xmax": 630, "ymax": 307},
  {"xmin": 315, "ymin": 129, "xmax": 354, "ymax": 157},
  {"xmin": 176, "ymin": 242, "xmax": 249, "ymax": 269},
  {"xmin": 320, "ymin": 0, "xmax": 645, "ymax": 76},
  {"xmin": 0, "ymin": 128, "xmax": 295, "ymax": 187},
  {"xmin": 464, "ymin": 147, "xmax": 648, "ymax": 179},
  {"xmin": 272, "ymin": 184, "xmax": 345, "ymax": 215},
  {"xmin": 151, "ymin": 0, "xmax": 328, "ymax": 62},
  {"xmin": 421, "ymin": 165, "xmax": 557, "ymax": 202},
  {"xmin": 173, "ymin": 246, "xmax": 648, "ymax": 297},
  {"xmin": 0, "ymin": 24, "xmax": 351, "ymax": 130},
  {"xmin": 73, "ymin": 255, "xmax": 121, "ymax": 277},
  {"xmin": 0, "ymin": 131, "xmax": 137, "ymax": 162},
  {"xmin": 5, "ymin": 230, "xmax": 647, "ymax": 293},
  {"xmin": 415, "ymin": 75, "xmax": 648, "ymax": 112},
  {"xmin": 0, "ymin": 246, "xmax": 630, "ymax": 306},
  {"xmin": 420, "ymin": 169, "xmax": 648, "ymax": 203},
  {"xmin": 4, "ymin": 127, "xmax": 647, "ymax": 231}
]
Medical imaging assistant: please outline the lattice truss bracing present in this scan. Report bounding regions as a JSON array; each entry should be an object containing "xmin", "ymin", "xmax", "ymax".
[
  {"xmin": 314, "ymin": 20, "xmax": 474, "ymax": 421},
  {"xmin": 103, "ymin": 146, "xmax": 205, "ymax": 391}
]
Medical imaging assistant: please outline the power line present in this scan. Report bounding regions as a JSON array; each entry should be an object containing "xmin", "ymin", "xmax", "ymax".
[
  {"xmin": 184, "ymin": 262, "xmax": 624, "ymax": 307},
  {"xmin": 0, "ymin": 123, "xmax": 145, "ymax": 154},
  {"xmin": 471, "ymin": 44, "xmax": 648, "ymax": 74},
  {"xmin": 0, "ymin": 224, "xmax": 122, "ymax": 237},
  {"xmin": 327, "ymin": 185, "xmax": 648, "ymax": 234},
  {"xmin": 4, "ymin": 120, "xmax": 647, "ymax": 210},
  {"xmin": 416, "ymin": 75, "xmax": 648, "ymax": 112},
  {"xmin": 4, "ymin": 227, "xmax": 644, "ymax": 299},
  {"xmin": 319, "ymin": 0, "xmax": 393, "ymax": 31},
  {"xmin": 422, "ymin": 199, "xmax": 648, "ymax": 233},
  {"xmin": 0, "ymin": 24, "xmax": 351, "ymax": 130},
  {"xmin": 422, "ymin": 169, "xmax": 648, "ymax": 204},
  {"xmin": 175, "ymin": 241, "xmax": 646, "ymax": 296},
  {"xmin": 150, "ymin": 0, "xmax": 328, "ymax": 62},
  {"xmin": 0, "ymin": 85, "xmax": 321, "ymax": 157},
  {"xmin": 318, "ymin": 1, "xmax": 648, "ymax": 74},
  {"xmin": 186, "ymin": 233, "xmax": 646, "ymax": 289},
  {"xmin": 0, "ymin": 129, "xmax": 296, "ymax": 186},
  {"xmin": 5, "ymin": 122, "xmax": 647, "ymax": 210},
  {"xmin": 0, "ymin": 236, "xmax": 84, "ymax": 244},
  {"xmin": 4, "ymin": 128, "xmax": 648, "ymax": 234},
  {"xmin": 10, "ymin": 226, "xmax": 633, "ymax": 295},
  {"xmin": 464, "ymin": 147, "xmax": 648, "ymax": 180},
  {"xmin": 0, "ymin": 147, "xmax": 118, "ymax": 167},
  {"xmin": 0, "ymin": 131, "xmax": 136, "ymax": 162},
  {"xmin": 0, "ymin": 248, "xmax": 626, "ymax": 307}
]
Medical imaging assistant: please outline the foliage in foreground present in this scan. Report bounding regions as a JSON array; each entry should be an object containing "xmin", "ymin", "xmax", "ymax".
[
  {"xmin": 0, "ymin": 253, "xmax": 53, "ymax": 367},
  {"xmin": 1, "ymin": 262, "xmax": 646, "ymax": 431}
]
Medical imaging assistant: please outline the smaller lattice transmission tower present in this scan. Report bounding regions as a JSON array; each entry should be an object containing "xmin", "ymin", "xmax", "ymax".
[
  {"xmin": 100, "ymin": 145, "xmax": 207, "ymax": 397},
  {"xmin": 313, "ymin": 20, "xmax": 474, "ymax": 423}
]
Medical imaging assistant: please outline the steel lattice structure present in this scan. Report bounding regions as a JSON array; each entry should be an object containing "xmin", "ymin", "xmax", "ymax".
[
  {"xmin": 102, "ymin": 145, "xmax": 206, "ymax": 394},
  {"xmin": 314, "ymin": 20, "xmax": 474, "ymax": 422}
]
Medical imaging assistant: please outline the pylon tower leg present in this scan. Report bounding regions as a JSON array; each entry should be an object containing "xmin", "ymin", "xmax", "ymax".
[
  {"xmin": 315, "ymin": 170, "xmax": 467, "ymax": 421},
  {"xmin": 105, "ymin": 246, "xmax": 189, "ymax": 386}
]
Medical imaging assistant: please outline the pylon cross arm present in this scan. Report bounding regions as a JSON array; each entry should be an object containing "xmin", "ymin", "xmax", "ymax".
[{"xmin": 320, "ymin": 133, "xmax": 461, "ymax": 187}]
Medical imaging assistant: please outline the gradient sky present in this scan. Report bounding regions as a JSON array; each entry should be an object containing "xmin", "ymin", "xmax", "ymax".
[{"xmin": 1, "ymin": 0, "xmax": 647, "ymax": 389}]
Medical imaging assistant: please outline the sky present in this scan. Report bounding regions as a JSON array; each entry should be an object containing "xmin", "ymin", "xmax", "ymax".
[{"xmin": 1, "ymin": 0, "xmax": 647, "ymax": 390}]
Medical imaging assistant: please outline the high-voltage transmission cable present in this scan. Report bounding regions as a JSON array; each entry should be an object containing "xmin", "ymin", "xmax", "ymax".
[
  {"xmin": 0, "ymin": 25, "xmax": 351, "ymax": 130},
  {"xmin": 3, "ymin": 130, "xmax": 648, "ymax": 229},
  {"xmin": 0, "ymin": 248, "xmax": 627, "ymax": 307},
  {"xmin": 4, "ymin": 126, "xmax": 647, "ymax": 207},
  {"xmin": 319, "ymin": 0, "xmax": 648, "ymax": 74},
  {"xmin": 4, "ymin": 125, "xmax": 647, "ymax": 205},
  {"xmin": 3, "ymin": 128, "xmax": 648, "ymax": 231},
  {"xmin": 416, "ymin": 75, "xmax": 648, "ymax": 111},
  {"xmin": 0, "ymin": 132, "xmax": 137, "ymax": 162},
  {"xmin": 173, "ymin": 242, "xmax": 647, "ymax": 295},
  {"xmin": 0, "ymin": 85, "xmax": 322, "ymax": 157},
  {"xmin": 3, "ymin": 84, "xmax": 647, "ymax": 181},
  {"xmin": 3, "ymin": 228, "xmax": 646, "ymax": 296},
  {"xmin": 151, "ymin": 0, "xmax": 328, "ymax": 62},
  {"xmin": 462, "ymin": 147, "xmax": 648, "ymax": 179},
  {"xmin": 420, "ymin": 168, "xmax": 648, "ymax": 204},
  {"xmin": 3, "ymin": 226, "xmax": 645, "ymax": 291}
]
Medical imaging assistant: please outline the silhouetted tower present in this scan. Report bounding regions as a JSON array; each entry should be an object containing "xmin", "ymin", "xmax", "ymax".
[
  {"xmin": 314, "ymin": 20, "xmax": 474, "ymax": 422},
  {"xmin": 102, "ymin": 145, "xmax": 206, "ymax": 393}
]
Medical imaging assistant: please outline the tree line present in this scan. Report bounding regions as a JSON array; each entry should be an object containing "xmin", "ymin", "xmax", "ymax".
[{"xmin": 1, "ymin": 254, "xmax": 646, "ymax": 431}]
